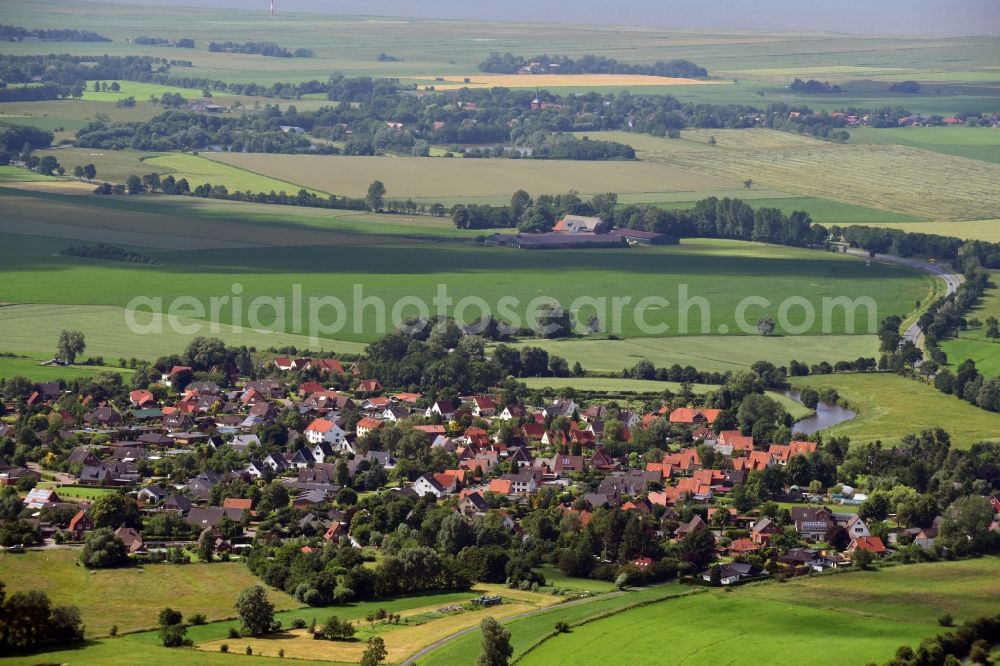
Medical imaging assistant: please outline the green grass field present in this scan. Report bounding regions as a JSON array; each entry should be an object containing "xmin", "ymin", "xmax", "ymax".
[
  {"xmin": 418, "ymin": 585, "xmax": 695, "ymax": 666},
  {"xmin": 0, "ymin": 353, "xmax": 135, "ymax": 382},
  {"xmin": 791, "ymin": 373, "xmax": 1000, "ymax": 448},
  {"xmin": 144, "ymin": 153, "xmax": 327, "ymax": 195},
  {"xmin": 940, "ymin": 271, "xmax": 1000, "ymax": 378},
  {"xmin": 0, "ymin": 304, "xmax": 365, "ymax": 362},
  {"xmin": 653, "ymin": 195, "xmax": 925, "ymax": 227},
  {"xmin": 0, "ymin": 224, "xmax": 929, "ymax": 347},
  {"xmin": 0, "ymin": 549, "xmax": 301, "ymax": 637},
  {"xmin": 517, "ymin": 558, "xmax": 1000, "ymax": 666},
  {"xmin": 849, "ymin": 126, "xmax": 1000, "ymax": 164}
]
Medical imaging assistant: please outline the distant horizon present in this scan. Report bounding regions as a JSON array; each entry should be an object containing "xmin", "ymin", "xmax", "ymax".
[{"xmin": 90, "ymin": 0, "xmax": 1000, "ymax": 37}]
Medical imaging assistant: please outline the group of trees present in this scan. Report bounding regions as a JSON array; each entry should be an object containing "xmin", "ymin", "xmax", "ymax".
[
  {"xmin": 882, "ymin": 614, "xmax": 1000, "ymax": 666},
  {"xmin": 208, "ymin": 41, "xmax": 313, "ymax": 58},
  {"xmin": 453, "ymin": 190, "xmax": 617, "ymax": 231},
  {"xmin": 840, "ymin": 226, "xmax": 1000, "ymax": 271},
  {"xmin": 789, "ymin": 78, "xmax": 843, "ymax": 94},
  {"xmin": 478, "ymin": 52, "xmax": 707, "ymax": 78},
  {"xmin": 60, "ymin": 243, "xmax": 157, "ymax": 265},
  {"xmin": 0, "ymin": 25, "xmax": 110, "ymax": 42},
  {"xmin": 0, "ymin": 582, "xmax": 85, "ymax": 651},
  {"xmin": 133, "ymin": 36, "xmax": 195, "ymax": 48}
]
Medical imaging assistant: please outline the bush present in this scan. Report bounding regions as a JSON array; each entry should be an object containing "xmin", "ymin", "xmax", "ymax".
[
  {"xmin": 554, "ymin": 621, "xmax": 570, "ymax": 634},
  {"xmin": 321, "ymin": 615, "xmax": 356, "ymax": 641},
  {"xmin": 938, "ymin": 613, "xmax": 954, "ymax": 627},
  {"xmin": 220, "ymin": 644, "xmax": 228, "ymax": 653},
  {"xmin": 189, "ymin": 613, "xmax": 206, "ymax": 625},
  {"xmin": 228, "ymin": 627, "xmax": 240, "ymax": 639},
  {"xmin": 246, "ymin": 646, "xmax": 253, "ymax": 655},
  {"xmin": 291, "ymin": 617, "xmax": 307, "ymax": 629}
]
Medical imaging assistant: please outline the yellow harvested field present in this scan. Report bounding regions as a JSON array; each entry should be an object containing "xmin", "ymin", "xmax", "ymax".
[
  {"xmin": 866, "ymin": 219, "xmax": 1000, "ymax": 243},
  {"xmin": 408, "ymin": 73, "xmax": 724, "ymax": 90},
  {"xmin": 198, "ymin": 585, "xmax": 561, "ymax": 663},
  {"xmin": 205, "ymin": 153, "xmax": 740, "ymax": 199},
  {"xmin": 0, "ymin": 179, "xmax": 97, "ymax": 195},
  {"xmin": 604, "ymin": 128, "xmax": 1000, "ymax": 221}
]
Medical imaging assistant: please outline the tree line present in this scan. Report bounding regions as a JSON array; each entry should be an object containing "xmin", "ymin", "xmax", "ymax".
[
  {"xmin": 208, "ymin": 41, "xmax": 314, "ymax": 58},
  {"xmin": 0, "ymin": 25, "xmax": 110, "ymax": 42},
  {"xmin": 133, "ymin": 36, "xmax": 195, "ymax": 48},
  {"xmin": 478, "ymin": 52, "xmax": 708, "ymax": 78}
]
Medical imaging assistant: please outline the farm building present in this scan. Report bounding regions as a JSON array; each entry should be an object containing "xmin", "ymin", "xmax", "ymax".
[
  {"xmin": 553, "ymin": 215, "xmax": 604, "ymax": 234},
  {"xmin": 483, "ymin": 229, "xmax": 674, "ymax": 249}
]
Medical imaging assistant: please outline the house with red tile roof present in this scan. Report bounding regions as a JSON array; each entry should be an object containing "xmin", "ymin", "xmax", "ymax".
[
  {"xmin": 488, "ymin": 478, "xmax": 512, "ymax": 495},
  {"xmin": 847, "ymin": 536, "xmax": 888, "ymax": 556},
  {"xmin": 355, "ymin": 417, "xmax": 384, "ymax": 438},
  {"xmin": 668, "ymin": 408, "xmax": 721, "ymax": 425},
  {"xmin": 129, "ymin": 389, "xmax": 156, "ymax": 407},
  {"xmin": 718, "ymin": 430, "xmax": 754, "ymax": 452}
]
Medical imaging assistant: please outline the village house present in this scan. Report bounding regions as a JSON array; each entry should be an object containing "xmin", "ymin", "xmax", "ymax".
[{"xmin": 304, "ymin": 418, "xmax": 347, "ymax": 446}]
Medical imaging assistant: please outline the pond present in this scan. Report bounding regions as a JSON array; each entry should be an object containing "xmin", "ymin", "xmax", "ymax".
[{"xmin": 775, "ymin": 389, "xmax": 857, "ymax": 435}]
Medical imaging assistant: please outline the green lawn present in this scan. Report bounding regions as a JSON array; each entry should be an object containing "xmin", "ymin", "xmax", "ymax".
[
  {"xmin": 37, "ymin": 484, "xmax": 122, "ymax": 500},
  {"xmin": 791, "ymin": 373, "xmax": 1000, "ymax": 448},
  {"xmin": 537, "ymin": 565, "xmax": 618, "ymax": 594},
  {"xmin": 519, "ymin": 559, "xmax": 1000, "ymax": 666},
  {"xmin": 0, "ymin": 549, "xmax": 301, "ymax": 637}
]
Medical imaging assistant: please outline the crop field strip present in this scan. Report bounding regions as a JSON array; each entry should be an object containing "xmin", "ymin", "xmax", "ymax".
[
  {"xmin": 0, "ymin": 228, "xmax": 928, "ymax": 343},
  {"xmin": 204, "ymin": 152, "xmax": 743, "ymax": 199},
  {"xmin": 593, "ymin": 129, "xmax": 1000, "ymax": 221}
]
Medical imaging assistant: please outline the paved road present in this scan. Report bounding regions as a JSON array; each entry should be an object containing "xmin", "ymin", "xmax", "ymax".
[
  {"xmin": 844, "ymin": 248, "xmax": 963, "ymax": 346},
  {"xmin": 26, "ymin": 462, "xmax": 76, "ymax": 485},
  {"xmin": 398, "ymin": 590, "xmax": 628, "ymax": 666}
]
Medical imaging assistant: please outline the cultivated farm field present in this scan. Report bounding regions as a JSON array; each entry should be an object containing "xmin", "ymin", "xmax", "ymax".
[
  {"xmin": 595, "ymin": 129, "xmax": 1000, "ymax": 221},
  {"xmin": 205, "ymin": 152, "xmax": 743, "ymax": 201},
  {"xmin": 0, "ymin": 231, "xmax": 929, "ymax": 346},
  {"xmin": 849, "ymin": 126, "xmax": 1000, "ymax": 164}
]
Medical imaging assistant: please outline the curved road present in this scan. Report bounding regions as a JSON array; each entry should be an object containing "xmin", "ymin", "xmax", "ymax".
[{"xmin": 845, "ymin": 249, "xmax": 963, "ymax": 346}]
